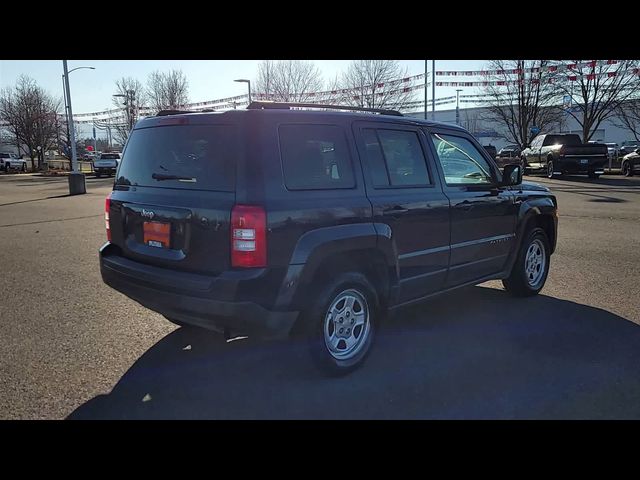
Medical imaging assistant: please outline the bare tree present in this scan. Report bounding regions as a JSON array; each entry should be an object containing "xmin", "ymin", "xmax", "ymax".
[
  {"xmin": 57, "ymin": 116, "xmax": 83, "ymax": 161},
  {"xmin": 612, "ymin": 98, "xmax": 640, "ymax": 141},
  {"xmin": 254, "ymin": 60, "xmax": 323, "ymax": 102},
  {"xmin": 255, "ymin": 60, "xmax": 277, "ymax": 101},
  {"xmin": 480, "ymin": 60, "xmax": 563, "ymax": 150},
  {"xmin": 146, "ymin": 70, "xmax": 189, "ymax": 114},
  {"xmin": 0, "ymin": 75, "xmax": 61, "ymax": 170},
  {"xmin": 111, "ymin": 77, "xmax": 145, "ymax": 145},
  {"xmin": 550, "ymin": 60, "xmax": 640, "ymax": 142},
  {"xmin": 338, "ymin": 60, "xmax": 417, "ymax": 111}
]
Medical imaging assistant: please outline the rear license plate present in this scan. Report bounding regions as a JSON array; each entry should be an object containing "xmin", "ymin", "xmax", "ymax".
[
  {"xmin": 580, "ymin": 159, "xmax": 589, "ymax": 164},
  {"xmin": 143, "ymin": 221, "xmax": 171, "ymax": 248}
]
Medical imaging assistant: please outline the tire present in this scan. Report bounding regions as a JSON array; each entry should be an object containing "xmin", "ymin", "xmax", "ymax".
[
  {"xmin": 502, "ymin": 227, "xmax": 551, "ymax": 297},
  {"xmin": 547, "ymin": 161, "xmax": 554, "ymax": 178},
  {"xmin": 21, "ymin": 164, "xmax": 26, "ymax": 172},
  {"xmin": 300, "ymin": 272, "xmax": 379, "ymax": 376},
  {"xmin": 622, "ymin": 161, "xmax": 633, "ymax": 177},
  {"xmin": 588, "ymin": 172, "xmax": 600, "ymax": 179},
  {"xmin": 95, "ymin": 171, "xmax": 101, "ymax": 178}
]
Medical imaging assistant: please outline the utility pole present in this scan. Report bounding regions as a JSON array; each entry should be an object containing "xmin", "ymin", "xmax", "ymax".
[
  {"xmin": 424, "ymin": 60, "xmax": 428, "ymax": 120},
  {"xmin": 93, "ymin": 122, "xmax": 97, "ymax": 155},
  {"xmin": 130, "ymin": 90, "xmax": 136, "ymax": 131},
  {"xmin": 456, "ymin": 89, "xmax": 462, "ymax": 125}
]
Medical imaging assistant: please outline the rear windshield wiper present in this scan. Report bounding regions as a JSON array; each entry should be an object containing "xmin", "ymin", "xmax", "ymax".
[{"xmin": 151, "ymin": 172, "xmax": 196, "ymax": 182}]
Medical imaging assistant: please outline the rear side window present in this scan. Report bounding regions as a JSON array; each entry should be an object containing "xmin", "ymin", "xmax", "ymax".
[
  {"xmin": 362, "ymin": 128, "xmax": 431, "ymax": 187},
  {"xmin": 116, "ymin": 124, "xmax": 237, "ymax": 191},
  {"xmin": 279, "ymin": 124, "xmax": 355, "ymax": 190}
]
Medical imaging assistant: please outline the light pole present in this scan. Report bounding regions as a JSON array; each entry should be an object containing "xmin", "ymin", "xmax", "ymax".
[
  {"xmin": 432, "ymin": 60, "xmax": 436, "ymax": 121},
  {"xmin": 456, "ymin": 89, "xmax": 462, "ymax": 125},
  {"xmin": 63, "ymin": 61, "xmax": 91, "ymax": 195},
  {"xmin": 234, "ymin": 79, "xmax": 252, "ymax": 105},
  {"xmin": 62, "ymin": 66, "xmax": 95, "ymax": 161}
]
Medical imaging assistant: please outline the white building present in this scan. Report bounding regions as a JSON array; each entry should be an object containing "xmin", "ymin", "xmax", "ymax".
[{"xmin": 405, "ymin": 106, "xmax": 633, "ymax": 149}]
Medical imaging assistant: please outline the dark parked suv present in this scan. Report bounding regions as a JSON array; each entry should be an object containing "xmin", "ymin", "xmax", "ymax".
[{"xmin": 100, "ymin": 102, "xmax": 558, "ymax": 375}]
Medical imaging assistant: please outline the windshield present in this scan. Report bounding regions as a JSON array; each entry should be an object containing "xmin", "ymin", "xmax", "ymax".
[{"xmin": 115, "ymin": 124, "xmax": 237, "ymax": 191}]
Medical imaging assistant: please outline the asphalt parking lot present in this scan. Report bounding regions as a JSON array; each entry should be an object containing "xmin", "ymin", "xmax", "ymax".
[{"xmin": 1, "ymin": 172, "xmax": 639, "ymax": 419}]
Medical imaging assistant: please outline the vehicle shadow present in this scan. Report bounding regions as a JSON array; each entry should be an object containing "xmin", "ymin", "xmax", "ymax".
[
  {"xmin": 527, "ymin": 173, "xmax": 639, "ymax": 188},
  {"xmin": 68, "ymin": 286, "xmax": 640, "ymax": 420},
  {"xmin": 563, "ymin": 175, "xmax": 639, "ymax": 187}
]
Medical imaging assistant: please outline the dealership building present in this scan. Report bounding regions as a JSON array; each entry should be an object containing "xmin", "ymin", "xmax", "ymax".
[{"xmin": 405, "ymin": 106, "xmax": 634, "ymax": 149}]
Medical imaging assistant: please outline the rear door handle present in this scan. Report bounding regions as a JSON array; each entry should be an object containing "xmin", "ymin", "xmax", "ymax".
[{"xmin": 383, "ymin": 206, "xmax": 410, "ymax": 216}]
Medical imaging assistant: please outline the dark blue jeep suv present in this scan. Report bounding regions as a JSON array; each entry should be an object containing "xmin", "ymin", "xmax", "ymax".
[{"xmin": 100, "ymin": 102, "xmax": 558, "ymax": 375}]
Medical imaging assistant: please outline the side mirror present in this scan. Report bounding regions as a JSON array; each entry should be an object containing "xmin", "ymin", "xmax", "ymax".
[{"xmin": 501, "ymin": 164, "xmax": 523, "ymax": 186}]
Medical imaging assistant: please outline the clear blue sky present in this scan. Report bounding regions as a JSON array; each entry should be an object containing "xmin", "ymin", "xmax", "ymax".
[{"xmin": 0, "ymin": 60, "xmax": 488, "ymax": 137}]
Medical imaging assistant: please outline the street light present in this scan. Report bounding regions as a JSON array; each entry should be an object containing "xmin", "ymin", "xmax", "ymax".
[
  {"xmin": 62, "ymin": 61, "xmax": 94, "ymax": 195},
  {"xmin": 234, "ymin": 79, "xmax": 252, "ymax": 105},
  {"xmin": 455, "ymin": 89, "xmax": 463, "ymax": 126},
  {"xmin": 62, "ymin": 66, "xmax": 95, "ymax": 158}
]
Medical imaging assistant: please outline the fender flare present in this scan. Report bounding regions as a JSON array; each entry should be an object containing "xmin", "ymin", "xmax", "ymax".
[
  {"xmin": 274, "ymin": 223, "xmax": 399, "ymax": 310},
  {"xmin": 503, "ymin": 197, "xmax": 557, "ymax": 276}
]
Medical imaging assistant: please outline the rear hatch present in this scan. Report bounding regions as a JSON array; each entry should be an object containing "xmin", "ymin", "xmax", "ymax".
[{"xmin": 108, "ymin": 116, "xmax": 239, "ymax": 275}]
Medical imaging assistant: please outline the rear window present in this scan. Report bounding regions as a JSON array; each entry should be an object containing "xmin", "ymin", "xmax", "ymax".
[
  {"xmin": 100, "ymin": 153, "xmax": 120, "ymax": 159},
  {"xmin": 278, "ymin": 124, "xmax": 355, "ymax": 190},
  {"xmin": 543, "ymin": 134, "xmax": 582, "ymax": 146},
  {"xmin": 115, "ymin": 124, "xmax": 237, "ymax": 191},
  {"xmin": 0, "ymin": 153, "xmax": 9, "ymax": 158}
]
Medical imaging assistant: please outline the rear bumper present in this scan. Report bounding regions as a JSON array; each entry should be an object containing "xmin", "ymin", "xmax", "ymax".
[
  {"xmin": 99, "ymin": 243, "xmax": 299, "ymax": 338},
  {"xmin": 556, "ymin": 157, "xmax": 607, "ymax": 173}
]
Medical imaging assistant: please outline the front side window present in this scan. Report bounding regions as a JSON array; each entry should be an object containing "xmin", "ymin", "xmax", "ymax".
[
  {"xmin": 279, "ymin": 124, "xmax": 355, "ymax": 190},
  {"xmin": 431, "ymin": 133, "xmax": 494, "ymax": 185}
]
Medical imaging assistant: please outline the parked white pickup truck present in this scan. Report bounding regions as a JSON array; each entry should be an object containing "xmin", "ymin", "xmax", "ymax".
[
  {"xmin": 93, "ymin": 152, "xmax": 120, "ymax": 178},
  {"xmin": 0, "ymin": 152, "xmax": 27, "ymax": 172}
]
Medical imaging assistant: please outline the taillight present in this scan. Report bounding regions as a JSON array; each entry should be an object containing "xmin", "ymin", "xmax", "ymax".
[
  {"xmin": 231, "ymin": 205, "xmax": 266, "ymax": 268},
  {"xmin": 105, "ymin": 194, "xmax": 112, "ymax": 241}
]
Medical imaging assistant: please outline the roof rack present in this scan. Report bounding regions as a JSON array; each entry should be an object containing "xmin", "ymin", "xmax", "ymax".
[
  {"xmin": 247, "ymin": 101, "xmax": 403, "ymax": 117},
  {"xmin": 156, "ymin": 108, "xmax": 221, "ymax": 116},
  {"xmin": 156, "ymin": 109, "xmax": 192, "ymax": 116}
]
